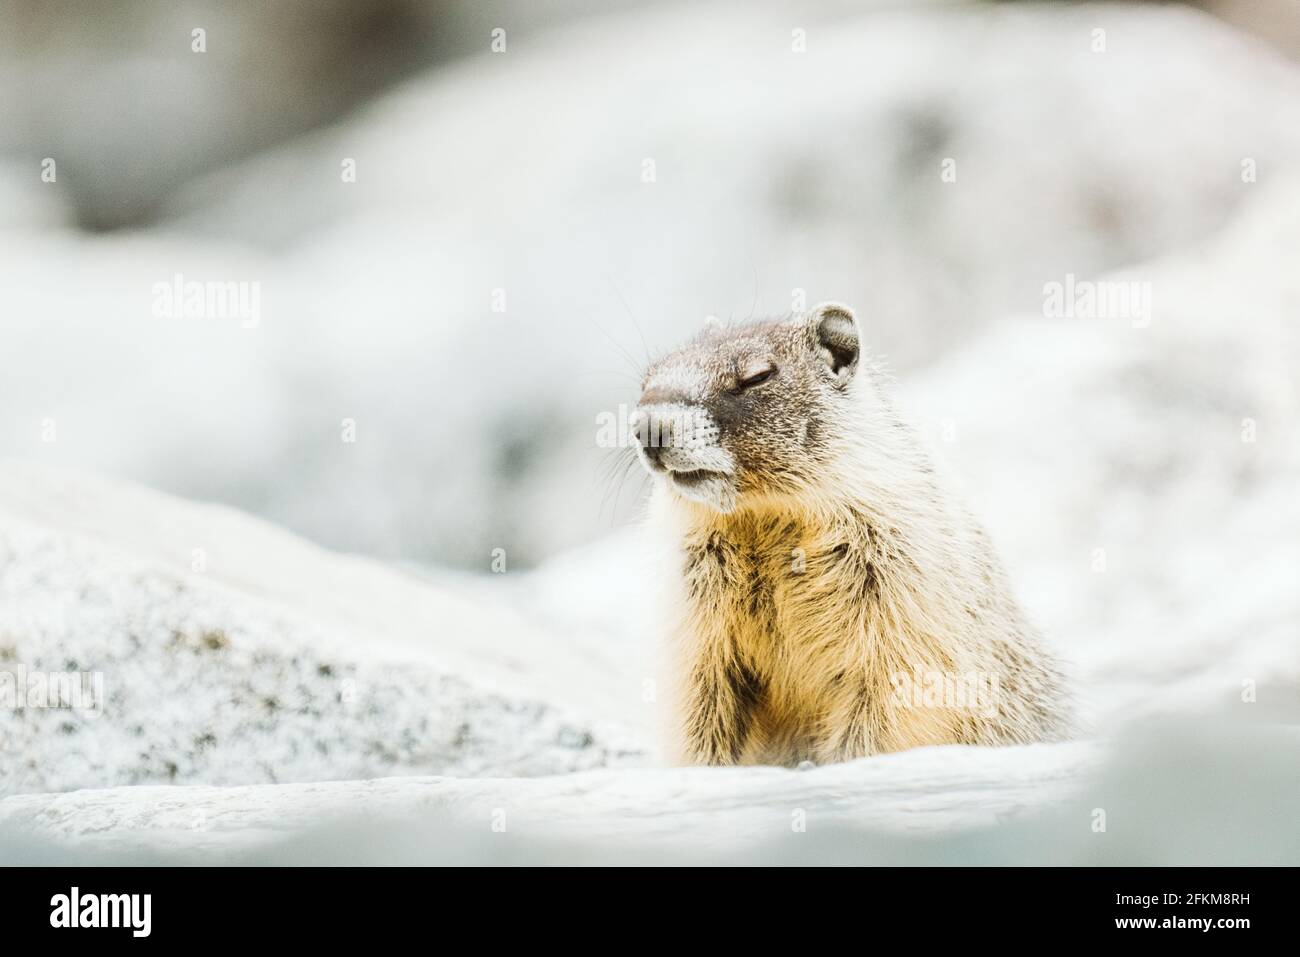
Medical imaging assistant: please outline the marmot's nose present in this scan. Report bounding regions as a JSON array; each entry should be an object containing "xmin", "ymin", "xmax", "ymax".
[{"xmin": 633, "ymin": 406, "xmax": 674, "ymax": 465}]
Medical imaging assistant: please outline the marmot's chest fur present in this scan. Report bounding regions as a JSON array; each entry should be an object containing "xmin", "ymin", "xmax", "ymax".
[
  {"xmin": 634, "ymin": 303, "xmax": 1071, "ymax": 766},
  {"xmin": 681, "ymin": 514, "xmax": 874, "ymax": 762},
  {"xmin": 673, "ymin": 504, "xmax": 1060, "ymax": 765}
]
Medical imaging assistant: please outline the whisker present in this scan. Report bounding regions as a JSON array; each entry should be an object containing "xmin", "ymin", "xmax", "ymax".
[
  {"xmin": 747, "ymin": 260, "xmax": 760, "ymax": 322},
  {"xmin": 609, "ymin": 449, "xmax": 642, "ymax": 522},
  {"xmin": 607, "ymin": 276, "xmax": 654, "ymax": 366}
]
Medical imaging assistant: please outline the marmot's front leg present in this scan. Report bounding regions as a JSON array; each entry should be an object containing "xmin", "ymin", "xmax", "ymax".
[
  {"xmin": 817, "ymin": 681, "xmax": 878, "ymax": 763},
  {"xmin": 677, "ymin": 654, "xmax": 762, "ymax": 765}
]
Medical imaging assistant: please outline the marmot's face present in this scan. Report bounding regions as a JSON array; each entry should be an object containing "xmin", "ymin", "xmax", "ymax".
[{"xmin": 632, "ymin": 302, "xmax": 861, "ymax": 512}]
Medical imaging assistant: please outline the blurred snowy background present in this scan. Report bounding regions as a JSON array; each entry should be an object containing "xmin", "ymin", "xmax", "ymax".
[{"xmin": 1, "ymin": 0, "xmax": 1297, "ymax": 863}]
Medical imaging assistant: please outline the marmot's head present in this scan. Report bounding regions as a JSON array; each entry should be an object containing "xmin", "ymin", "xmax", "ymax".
[{"xmin": 632, "ymin": 302, "xmax": 862, "ymax": 512}]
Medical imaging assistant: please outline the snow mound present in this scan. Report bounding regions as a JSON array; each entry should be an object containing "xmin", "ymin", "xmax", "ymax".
[
  {"xmin": 0, "ymin": 739, "xmax": 1099, "ymax": 859},
  {"xmin": 0, "ymin": 467, "xmax": 645, "ymax": 797},
  {"xmin": 3, "ymin": 724, "xmax": 1296, "ymax": 864}
]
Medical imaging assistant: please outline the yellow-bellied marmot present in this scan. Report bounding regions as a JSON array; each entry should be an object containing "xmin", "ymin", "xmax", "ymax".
[{"xmin": 631, "ymin": 302, "xmax": 1071, "ymax": 765}]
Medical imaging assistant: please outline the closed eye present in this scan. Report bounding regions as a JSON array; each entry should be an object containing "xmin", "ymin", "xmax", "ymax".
[{"xmin": 735, "ymin": 366, "xmax": 776, "ymax": 392}]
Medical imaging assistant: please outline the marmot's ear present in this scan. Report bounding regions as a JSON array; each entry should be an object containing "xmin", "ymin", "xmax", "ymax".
[{"xmin": 807, "ymin": 302, "xmax": 860, "ymax": 385}]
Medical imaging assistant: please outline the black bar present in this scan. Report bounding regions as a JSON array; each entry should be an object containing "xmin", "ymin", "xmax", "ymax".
[{"xmin": 0, "ymin": 866, "xmax": 1285, "ymax": 943}]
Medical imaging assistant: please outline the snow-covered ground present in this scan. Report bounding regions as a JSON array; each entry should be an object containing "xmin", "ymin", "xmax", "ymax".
[
  {"xmin": 0, "ymin": 464, "xmax": 648, "ymax": 798},
  {"xmin": 2, "ymin": 169, "xmax": 1296, "ymax": 862}
]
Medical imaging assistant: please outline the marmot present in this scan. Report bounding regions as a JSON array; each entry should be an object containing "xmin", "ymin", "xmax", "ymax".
[{"xmin": 632, "ymin": 302, "xmax": 1071, "ymax": 766}]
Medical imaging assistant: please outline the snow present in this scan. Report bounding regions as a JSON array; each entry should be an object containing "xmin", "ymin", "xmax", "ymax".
[
  {"xmin": 0, "ymin": 742, "xmax": 1102, "ymax": 860},
  {"xmin": 0, "ymin": 468, "xmax": 647, "ymax": 797},
  {"xmin": 3, "ymin": 725, "xmax": 1296, "ymax": 864}
]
